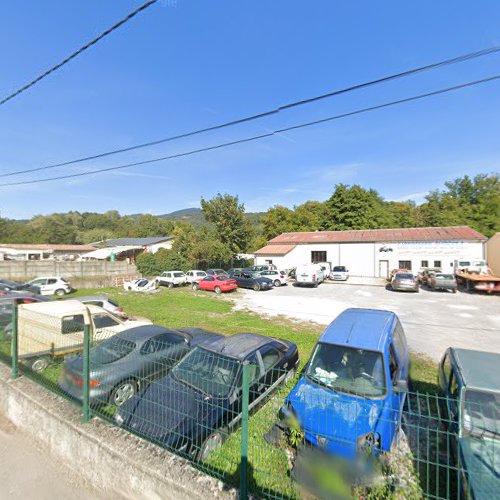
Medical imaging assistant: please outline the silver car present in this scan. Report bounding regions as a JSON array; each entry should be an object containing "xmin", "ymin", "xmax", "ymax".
[{"xmin": 391, "ymin": 272, "xmax": 419, "ymax": 293}]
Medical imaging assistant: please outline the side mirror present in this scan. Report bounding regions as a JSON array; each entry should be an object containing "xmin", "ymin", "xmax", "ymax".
[{"xmin": 394, "ymin": 379, "xmax": 408, "ymax": 393}]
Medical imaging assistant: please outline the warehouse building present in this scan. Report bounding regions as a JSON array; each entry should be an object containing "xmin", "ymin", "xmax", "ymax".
[{"xmin": 254, "ymin": 226, "xmax": 487, "ymax": 277}]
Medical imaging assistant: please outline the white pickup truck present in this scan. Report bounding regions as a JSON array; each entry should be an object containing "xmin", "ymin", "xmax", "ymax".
[{"xmin": 155, "ymin": 271, "xmax": 188, "ymax": 288}]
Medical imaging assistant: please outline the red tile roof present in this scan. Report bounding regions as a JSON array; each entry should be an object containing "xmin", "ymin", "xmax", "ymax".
[
  {"xmin": 0, "ymin": 244, "xmax": 96, "ymax": 251},
  {"xmin": 255, "ymin": 244, "xmax": 297, "ymax": 255},
  {"xmin": 268, "ymin": 226, "xmax": 486, "ymax": 244}
]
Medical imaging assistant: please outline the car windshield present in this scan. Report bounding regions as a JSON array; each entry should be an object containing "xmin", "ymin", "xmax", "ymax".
[
  {"xmin": 90, "ymin": 337, "xmax": 136, "ymax": 365},
  {"xmin": 333, "ymin": 267, "xmax": 346, "ymax": 272},
  {"xmin": 215, "ymin": 275, "xmax": 231, "ymax": 281},
  {"xmin": 171, "ymin": 347, "xmax": 240, "ymax": 398},
  {"xmin": 305, "ymin": 343, "xmax": 386, "ymax": 398},
  {"xmin": 463, "ymin": 389, "xmax": 500, "ymax": 439},
  {"xmin": 396, "ymin": 273, "xmax": 413, "ymax": 280}
]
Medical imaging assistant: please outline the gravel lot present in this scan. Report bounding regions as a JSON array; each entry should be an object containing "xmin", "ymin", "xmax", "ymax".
[{"xmin": 232, "ymin": 282, "xmax": 500, "ymax": 361}]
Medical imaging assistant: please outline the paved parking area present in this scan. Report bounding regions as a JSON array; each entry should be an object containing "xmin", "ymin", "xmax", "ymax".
[{"xmin": 232, "ymin": 283, "xmax": 500, "ymax": 361}]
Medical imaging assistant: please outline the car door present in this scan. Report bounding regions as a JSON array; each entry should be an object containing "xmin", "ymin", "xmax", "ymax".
[
  {"xmin": 387, "ymin": 343, "xmax": 404, "ymax": 441},
  {"xmin": 256, "ymin": 344, "xmax": 284, "ymax": 393},
  {"xmin": 200, "ymin": 277, "xmax": 214, "ymax": 291},
  {"xmin": 240, "ymin": 273, "xmax": 253, "ymax": 289},
  {"xmin": 30, "ymin": 278, "xmax": 48, "ymax": 293}
]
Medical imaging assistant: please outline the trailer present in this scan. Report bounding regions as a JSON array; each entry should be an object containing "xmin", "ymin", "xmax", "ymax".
[{"xmin": 456, "ymin": 271, "xmax": 500, "ymax": 293}]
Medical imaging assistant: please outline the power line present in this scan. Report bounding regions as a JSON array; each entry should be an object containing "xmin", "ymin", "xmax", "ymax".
[
  {"xmin": 2, "ymin": 43, "xmax": 500, "ymax": 178},
  {"xmin": 0, "ymin": 0, "xmax": 158, "ymax": 108},
  {"xmin": 1, "ymin": 73, "xmax": 498, "ymax": 187}
]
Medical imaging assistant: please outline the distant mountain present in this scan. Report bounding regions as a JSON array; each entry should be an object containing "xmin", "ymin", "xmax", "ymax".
[{"xmin": 159, "ymin": 207, "xmax": 264, "ymax": 227}]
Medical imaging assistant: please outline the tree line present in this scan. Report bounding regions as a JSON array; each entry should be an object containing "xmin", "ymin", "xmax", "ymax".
[{"xmin": 0, "ymin": 173, "xmax": 497, "ymax": 273}]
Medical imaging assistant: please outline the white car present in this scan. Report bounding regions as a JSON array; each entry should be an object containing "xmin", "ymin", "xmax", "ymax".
[
  {"xmin": 295, "ymin": 265, "xmax": 324, "ymax": 287},
  {"xmin": 74, "ymin": 295, "xmax": 128, "ymax": 319},
  {"xmin": 155, "ymin": 271, "xmax": 188, "ymax": 288},
  {"xmin": 123, "ymin": 279, "xmax": 157, "ymax": 292},
  {"xmin": 185, "ymin": 270, "xmax": 208, "ymax": 283},
  {"xmin": 317, "ymin": 262, "xmax": 331, "ymax": 281},
  {"xmin": 256, "ymin": 270, "xmax": 288, "ymax": 287},
  {"xmin": 25, "ymin": 277, "xmax": 72, "ymax": 296},
  {"xmin": 330, "ymin": 266, "xmax": 350, "ymax": 281}
]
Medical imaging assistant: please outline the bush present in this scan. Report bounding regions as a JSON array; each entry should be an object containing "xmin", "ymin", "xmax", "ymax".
[{"xmin": 136, "ymin": 249, "xmax": 192, "ymax": 276}]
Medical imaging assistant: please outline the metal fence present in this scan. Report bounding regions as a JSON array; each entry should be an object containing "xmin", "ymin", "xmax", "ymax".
[{"xmin": 0, "ymin": 303, "xmax": 497, "ymax": 499}]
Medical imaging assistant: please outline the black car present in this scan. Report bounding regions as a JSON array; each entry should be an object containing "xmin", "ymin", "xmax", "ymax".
[
  {"xmin": 58, "ymin": 325, "xmax": 223, "ymax": 407},
  {"xmin": 115, "ymin": 333, "xmax": 299, "ymax": 461},
  {"xmin": 229, "ymin": 271, "xmax": 273, "ymax": 291}
]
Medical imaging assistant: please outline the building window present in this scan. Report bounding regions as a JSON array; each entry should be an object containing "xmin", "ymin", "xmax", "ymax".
[
  {"xmin": 265, "ymin": 259, "xmax": 273, "ymax": 265},
  {"xmin": 434, "ymin": 260, "xmax": 442, "ymax": 268},
  {"xmin": 421, "ymin": 260, "xmax": 429, "ymax": 268},
  {"xmin": 398, "ymin": 260, "xmax": 412, "ymax": 270},
  {"xmin": 311, "ymin": 251, "xmax": 327, "ymax": 263}
]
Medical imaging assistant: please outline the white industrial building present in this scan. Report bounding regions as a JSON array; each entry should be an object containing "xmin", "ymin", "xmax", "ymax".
[{"xmin": 254, "ymin": 226, "xmax": 486, "ymax": 277}]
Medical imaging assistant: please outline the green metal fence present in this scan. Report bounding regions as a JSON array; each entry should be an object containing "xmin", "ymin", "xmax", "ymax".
[{"xmin": 1, "ymin": 302, "xmax": 497, "ymax": 499}]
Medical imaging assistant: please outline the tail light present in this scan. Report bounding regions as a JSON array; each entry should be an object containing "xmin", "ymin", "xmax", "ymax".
[
  {"xmin": 73, "ymin": 375, "xmax": 100, "ymax": 388},
  {"xmin": 312, "ymin": 274, "xmax": 316, "ymax": 280},
  {"xmin": 116, "ymin": 307, "xmax": 123, "ymax": 312}
]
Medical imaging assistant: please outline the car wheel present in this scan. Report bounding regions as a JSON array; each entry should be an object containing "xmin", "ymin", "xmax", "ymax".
[
  {"xmin": 214, "ymin": 286, "xmax": 221, "ymax": 294},
  {"xmin": 30, "ymin": 357, "xmax": 50, "ymax": 372},
  {"xmin": 197, "ymin": 429, "xmax": 228, "ymax": 462},
  {"xmin": 167, "ymin": 282, "xmax": 174, "ymax": 289},
  {"xmin": 253, "ymin": 283, "xmax": 260, "ymax": 291},
  {"xmin": 110, "ymin": 380, "xmax": 137, "ymax": 407},
  {"xmin": 273, "ymin": 280, "xmax": 281, "ymax": 287},
  {"xmin": 127, "ymin": 286, "xmax": 132, "ymax": 291},
  {"xmin": 54, "ymin": 288, "xmax": 66, "ymax": 296},
  {"xmin": 192, "ymin": 283, "xmax": 199, "ymax": 291}
]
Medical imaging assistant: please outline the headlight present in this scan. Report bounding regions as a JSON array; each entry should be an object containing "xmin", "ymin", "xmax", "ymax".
[{"xmin": 114, "ymin": 412, "xmax": 124, "ymax": 427}]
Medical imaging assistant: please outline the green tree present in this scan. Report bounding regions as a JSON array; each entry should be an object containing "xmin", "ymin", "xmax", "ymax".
[
  {"xmin": 201, "ymin": 193, "xmax": 251, "ymax": 254},
  {"xmin": 261, "ymin": 205, "xmax": 297, "ymax": 240}
]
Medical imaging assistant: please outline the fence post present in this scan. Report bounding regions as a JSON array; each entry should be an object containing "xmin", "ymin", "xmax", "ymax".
[
  {"xmin": 240, "ymin": 360, "xmax": 249, "ymax": 499},
  {"xmin": 11, "ymin": 304, "xmax": 18, "ymax": 379},
  {"xmin": 81, "ymin": 323, "xmax": 91, "ymax": 423}
]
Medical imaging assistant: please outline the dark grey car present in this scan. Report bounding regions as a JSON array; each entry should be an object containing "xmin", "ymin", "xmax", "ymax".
[{"xmin": 58, "ymin": 325, "xmax": 223, "ymax": 407}]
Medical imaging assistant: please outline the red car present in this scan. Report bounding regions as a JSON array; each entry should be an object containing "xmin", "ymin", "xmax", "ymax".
[{"xmin": 192, "ymin": 275, "xmax": 237, "ymax": 294}]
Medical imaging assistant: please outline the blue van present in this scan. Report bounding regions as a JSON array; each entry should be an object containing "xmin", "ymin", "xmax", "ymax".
[{"xmin": 280, "ymin": 308, "xmax": 410, "ymax": 459}]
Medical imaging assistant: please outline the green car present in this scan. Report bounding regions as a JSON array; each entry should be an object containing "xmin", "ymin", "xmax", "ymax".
[{"xmin": 438, "ymin": 348, "xmax": 500, "ymax": 499}]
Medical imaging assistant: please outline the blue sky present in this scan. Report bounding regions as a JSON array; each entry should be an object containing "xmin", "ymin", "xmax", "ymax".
[{"xmin": 0, "ymin": 0, "xmax": 499, "ymax": 218}]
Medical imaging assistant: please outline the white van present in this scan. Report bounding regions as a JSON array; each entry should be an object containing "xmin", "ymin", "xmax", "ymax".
[
  {"xmin": 295, "ymin": 264, "xmax": 324, "ymax": 287},
  {"xmin": 18, "ymin": 300, "xmax": 152, "ymax": 371}
]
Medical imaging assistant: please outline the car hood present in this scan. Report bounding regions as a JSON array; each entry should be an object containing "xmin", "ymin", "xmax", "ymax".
[
  {"xmin": 285, "ymin": 377, "xmax": 386, "ymax": 458},
  {"xmin": 120, "ymin": 375, "xmax": 224, "ymax": 446},
  {"xmin": 459, "ymin": 436, "xmax": 500, "ymax": 498}
]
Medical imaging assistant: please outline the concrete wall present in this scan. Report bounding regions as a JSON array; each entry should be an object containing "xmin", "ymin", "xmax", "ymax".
[
  {"xmin": 256, "ymin": 240, "xmax": 485, "ymax": 277},
  {"xmin": 0, "ymin": 261, "xmax": 138, "ymax": 288},
  {"xmin": 0, "ymin": 364, "xmax": 232, "ymax": 499}
]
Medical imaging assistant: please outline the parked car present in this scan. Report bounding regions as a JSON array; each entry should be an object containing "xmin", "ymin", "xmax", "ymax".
[
  {"xmin": 438, "ymin": 347, "xmax": 500, "ymax": 499},
  {"xmin": 22, "ymin": 276, "xmax": 71, "ymax": 296},
  {"xmin": 155, "ymin": 271, "xmax": 187, "ymax": 288},
  {"xmin": 185, "ymin": 270, "xmax": 207, "ymax": 283},
  {"xmin": 317, "ymin": 262, "xmax": 331, "ymax": 280},
  {"xmin": 123, "ymin": 278, "xmax": 157, "ymax": 292},
  {"xmin": 428, "ymin": 273, "xmax": 457, "ymax": 293},
  {"xmin": 17, "ymin": 300, "xmax": 152, "ymax": 372},
  {"xmin": 58, "ymin": 325, "xmax": 224, "ymax": 407},
  {"xmin": 115, "ymin": 333, "xmax": 299, "ymax": 460},
  {"xmin": 229, "ymin": 270, "xmax": 273, "ymax": 291},
  {"xmin": 206, "ymin": 268, "xmax": 228, "ymax": 277},
  {"xmin": 330, "ymin": 266, "xmax": 349, "ymax": 281},
  {"xmin": 227, "ymin": 268, "xmax": 245, "ymax": 276},
  {"xmin": 279, "ymin": 308, "xmax": 410, "ymax": 459},
  {"xmin": 73, "ymin": 295, "xmax": 128, "ymax": 319},
  {"xmin": 0, "ymin": 279, "xmax": 40, "ymax": 294},
  {"xmin": 417, "ymin": 268, "xmax": 441, "ymax": 286},
  {"xmin": 256, "ymin": 270, "xmax": 288, "ymax": 287},
  {"xmin": 192, "ymin": 275, "xmax": 238, "ymax": 294},
  {"xmin": 246, "ymin": 265, "xmax": 276, "ymax": 273},
  {"xmin": 295, "ymin": 264, "xmax": 324, "ymax": 287},
  {"xmin": 0, "ymin": 293, "xmax": 52, "ymax": 332},
  {"xmin": 390, "ymin": 272, "xmax": 419, "ymax": 292}
]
